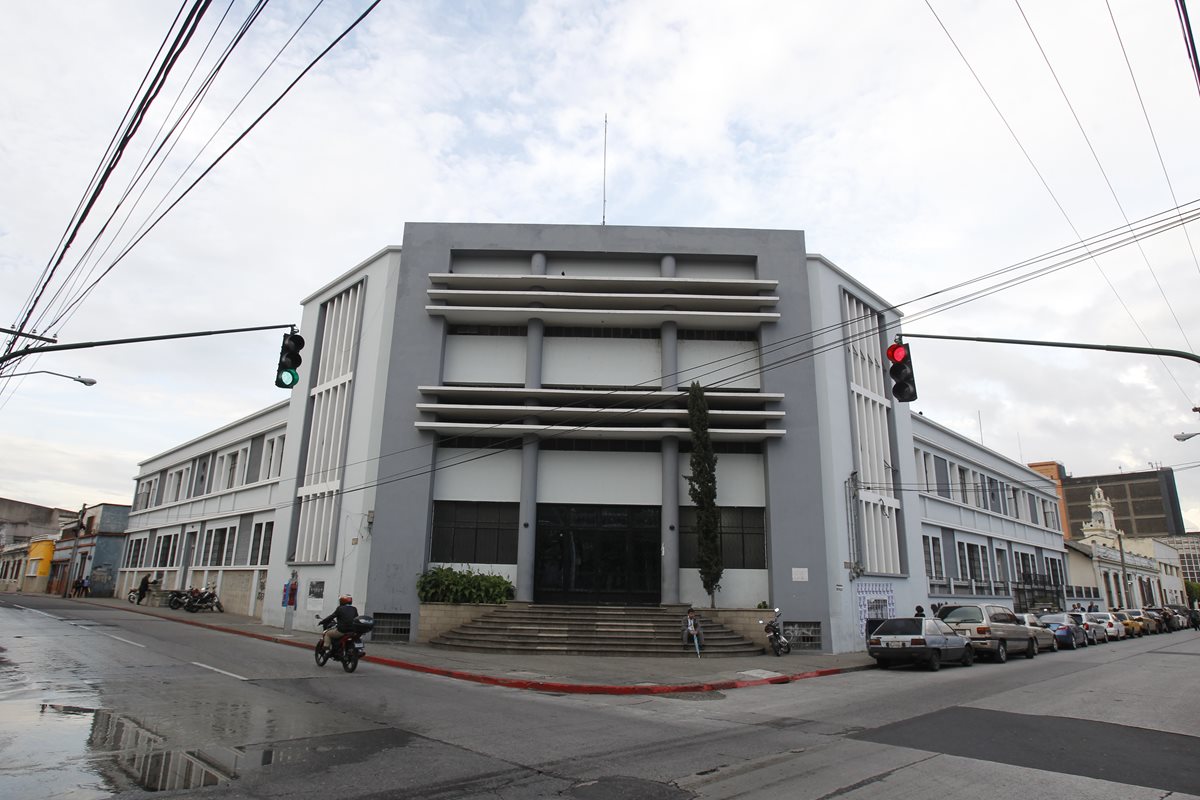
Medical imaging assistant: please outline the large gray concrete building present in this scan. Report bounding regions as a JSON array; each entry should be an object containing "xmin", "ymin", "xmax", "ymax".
[{"xmin": 122, "ymin": 223, "xmax": 1066, "ymax": 653}]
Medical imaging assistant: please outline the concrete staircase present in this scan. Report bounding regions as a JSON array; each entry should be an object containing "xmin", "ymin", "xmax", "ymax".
[{"xmin": 428, "ymin": 604, "xmax": 765, "ymax": 657}]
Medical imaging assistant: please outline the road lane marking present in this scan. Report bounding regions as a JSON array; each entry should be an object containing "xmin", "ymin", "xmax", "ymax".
[
  {"xmin": 191, "ymin": 661, "xmax": 248, "ymax": 681},
  {"xmin": 99, "ymin": 632, "xmax": 146, "ymax": 648},
  {"xmin": 13, "ymin": 605, "xmax": 63, "ymax": 620}
]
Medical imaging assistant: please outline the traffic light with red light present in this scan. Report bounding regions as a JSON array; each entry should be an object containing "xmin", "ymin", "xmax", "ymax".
[
  {"xmin": 886, "ymin": 341, "xmax": 917, "ymax": 402},
  {"xmin": 275, "ymin": 331, "xmax": 305, "ymax": 389}
]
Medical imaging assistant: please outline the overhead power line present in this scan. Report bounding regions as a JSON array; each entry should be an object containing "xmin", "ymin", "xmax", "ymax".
[{"xmin": 926, "ymin": 0, "xmax": 1196, "ymax": 405}]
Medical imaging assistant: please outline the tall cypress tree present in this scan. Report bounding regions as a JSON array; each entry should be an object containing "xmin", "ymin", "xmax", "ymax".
[{"xmin": 686, "ymin": 381, "xmax": 722, "ymax": 607}]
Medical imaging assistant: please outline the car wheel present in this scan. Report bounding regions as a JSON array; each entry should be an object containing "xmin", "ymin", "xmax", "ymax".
[
  {"xmin": 1049, "ymin": 637, "xmax": 1059, "ymax": 652},
  {"xmin": 1025, "ymin": 638, "xmax": 1037, "ymax": 658},
  {"xmin": 960, "ymin": 647, "xmax": 974, "ymax": 667},
  {"xmin": 1066, "ymin": 635, "xmax": 1077, "ymax": 650},
  {"xmin": 994, "ymin": 641, "xmax": 1008, "ymax": 663},
  {"xmin": 927, "ymin": 651, "xmax": 941, "ymax": 671}
]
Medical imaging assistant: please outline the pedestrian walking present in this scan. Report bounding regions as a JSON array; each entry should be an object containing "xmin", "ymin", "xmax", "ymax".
[
  {"xmin": 72, "ymin": 578, "xmax": 82, "ymax": 598},
  {"xmin": 81, "ymin": 576, "xmax": 90, "ymax": 597},
  {"xmin": 137, "ymin": 574, "xmax": 152, "ymax": 605},
  {"xmin": 1087, "ymin": 601, "xmax": 1098, "ymax": 612},
  {"xmin": 914, "ymin": 605, "xmax": 925, "ymax": 618}
]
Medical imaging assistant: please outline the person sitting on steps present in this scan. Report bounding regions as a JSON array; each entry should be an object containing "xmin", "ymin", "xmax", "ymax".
[{"xmin": 682, "ymin": 608, "xmax": 704, "ymax": 650}]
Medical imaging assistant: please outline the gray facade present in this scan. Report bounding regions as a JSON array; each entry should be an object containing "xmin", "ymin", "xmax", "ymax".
[{"xmin": 239, "ymin": 222, "xmax": 1065, "ymax": 652}]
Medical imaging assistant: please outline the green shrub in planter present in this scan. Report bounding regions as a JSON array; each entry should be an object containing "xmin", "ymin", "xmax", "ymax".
[{"xmin": 416, "ymin": 566, "xmax": 514, "ymax": 604}]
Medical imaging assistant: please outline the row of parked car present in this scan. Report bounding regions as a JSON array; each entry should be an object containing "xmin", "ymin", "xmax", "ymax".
[{"xmin": 867, "ymin": 602, "xmax": 1197, "ymax": 671}]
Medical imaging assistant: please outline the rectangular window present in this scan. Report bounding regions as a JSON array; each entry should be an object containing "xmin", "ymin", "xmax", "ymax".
[
  {"xmin": 123, "ymin": 538, "xmax": 147, "ymax": 568},
  {"xmin": 995, "ymin": 549, "xmax": 1009, "ymax": 582},
  {"xmin": 249, "ymin": 522, "xmax": 274, "ymax": 566},
  {"xmin": 260, "ymin": 435, "xmax": 285, "ymax": 481},
  {"xmin": 921, "ymin": 535, "xmax": 944, "ymax": 579},
  {"xmin": 430, "ymin": 502, "xmax": 519, "ymax": 564},
  {"xmin": 955, "ymin": 467, "xmax": 970, "ymax": 504},
  {"xmin": 153, "ymin": 533, "xmax": 179, "ymax": 568},
  {"xmin": 134, "ymin": 477, "xmax": 158, "ymax": 511},
  {"xmin": 933, "ymin": 457, "xmax": 951, "ymax": 498},
  {"xmin": 957, "ymin": 542, "xmax": 968, "ymax": 579},
  {"xmin": 202, "ymin": 527, "xmax": 236, "ymax": 567},
  {"xmin": 679, "ymin": 507, "xmax": 766, "ymax": 570}
]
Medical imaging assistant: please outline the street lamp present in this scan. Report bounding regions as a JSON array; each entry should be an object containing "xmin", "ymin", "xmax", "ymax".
[
  {"xmin": 2, "ymin": 370, "xmax": 96, "ymax": 386},
  {"xmin": 1174, "ymin": 432, "xmax": 1199, "ymax": 442}
]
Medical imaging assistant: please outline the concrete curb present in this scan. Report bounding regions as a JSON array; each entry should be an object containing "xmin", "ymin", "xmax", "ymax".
[{"xmin": 75, "ymin": 598, "xmax": 875, "ymax": 694}]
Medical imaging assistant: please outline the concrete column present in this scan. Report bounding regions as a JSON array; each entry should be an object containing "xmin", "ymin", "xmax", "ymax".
[
  {"xmin": 660, "ymin": 254, "xmax": 680, "ymax": 604},
  {"xmin": 516, "ymin": 253, "xmax": 546, "ymax": 602},
  {"xmin": 661, "ymin": 436, "xmax": 680, "ymax": 604}
]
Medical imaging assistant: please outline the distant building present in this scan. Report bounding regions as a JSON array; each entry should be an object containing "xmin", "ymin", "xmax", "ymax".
[
  {"xmin": 50, "ymin": 503, "xmax": 131, "ymax": 597},
  {"xmin": 119, "ymin": 402, "xmax": 288, "ymax": 614},
  {"xmin": 1061, "ymin": 468, "xmax": 1185, "ymax": 540},
  {"xmin": 0, "ymin": 497, "xmax": 75, "ymax": 546},
  {"xmin": 1027, "ymin": 461, "xmax": 1072, "ymax": 537},
  {"xmin": 1159, "ymin": 533, "xmax": 1200, "ymax": 586},
  {"xmin": 1074, "ymin": 486, "xmax": 1165, "ymax": 608}
]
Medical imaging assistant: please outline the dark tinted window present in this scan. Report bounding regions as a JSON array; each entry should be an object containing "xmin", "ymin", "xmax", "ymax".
[
  {"xmin": 874, "ymin": 619, "xmax": 922, "ymax": 636},
  {"xmin": 939, "ymin": 606, "xmax": 984, "ymax": 624}
]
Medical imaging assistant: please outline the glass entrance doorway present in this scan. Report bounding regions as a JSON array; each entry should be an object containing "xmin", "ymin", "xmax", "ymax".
[{"xmin": 534, "ymin": 504, "xmax": 661, "ymax": 605}]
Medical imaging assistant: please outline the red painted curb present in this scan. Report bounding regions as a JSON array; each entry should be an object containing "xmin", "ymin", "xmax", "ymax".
[{"xmin": 74, "ymin": 599, "xmax": 872, "ymax": 693}]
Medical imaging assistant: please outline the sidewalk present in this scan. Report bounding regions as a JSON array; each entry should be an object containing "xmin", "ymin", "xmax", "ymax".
[{"xmin": 73, "ymin": 596, "xmax": 877, "ymax": 694}]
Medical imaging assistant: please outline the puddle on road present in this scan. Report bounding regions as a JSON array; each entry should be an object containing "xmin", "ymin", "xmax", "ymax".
[{"xmin": 0, "ymin": 702, "xmax": 414, "ymax": 796}]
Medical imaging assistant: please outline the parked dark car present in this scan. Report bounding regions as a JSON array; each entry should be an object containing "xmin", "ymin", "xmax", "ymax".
[
  {"xmin": 868, "ymin": 617, "xmax": 974, "ymax": 671},
  {"xmin": 1038, "ymin": 613, "xmax": 1087, "ymax": 650}
]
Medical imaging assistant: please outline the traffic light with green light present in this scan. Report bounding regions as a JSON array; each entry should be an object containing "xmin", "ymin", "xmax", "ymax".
[
  {"xmin": 886, "ymin": 341, "xmax": 917, "ymax": 402},
  {"xmin": 275, "ymin": 332, "xmax": 305, "ymax": 389}
]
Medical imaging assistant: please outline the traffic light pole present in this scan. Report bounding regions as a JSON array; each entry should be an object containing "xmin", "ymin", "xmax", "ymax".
[
  {"xmin": 899, "ymin": 333, "xmax": 1200, "ymax": 367},
  {"xmin": 0, "ymin": 324, "xmax": 296, "ymax": 369}
]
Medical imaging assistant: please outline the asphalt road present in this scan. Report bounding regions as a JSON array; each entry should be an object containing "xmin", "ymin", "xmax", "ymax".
[{"xmin": 2, "ymin": 595, "xmax": 1198, "ymax": 799}]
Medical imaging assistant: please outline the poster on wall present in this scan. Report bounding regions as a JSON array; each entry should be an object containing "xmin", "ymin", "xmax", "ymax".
[{"xmin": 307, "ymin": 580, "xmax": 325, "ymax": 611}]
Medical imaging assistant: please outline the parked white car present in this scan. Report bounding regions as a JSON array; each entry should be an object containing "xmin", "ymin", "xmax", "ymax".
[{"xmin": 1086, "ymin": 612, "xmax": 1127, "ymax": 640}]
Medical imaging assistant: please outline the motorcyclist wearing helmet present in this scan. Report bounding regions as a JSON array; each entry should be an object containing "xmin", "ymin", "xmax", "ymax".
[{"xmin": 319, "ymin": 594, "xmax": 359, "ymax": 652}]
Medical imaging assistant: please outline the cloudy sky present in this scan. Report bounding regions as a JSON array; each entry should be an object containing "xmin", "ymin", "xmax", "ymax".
[{"xmin": 1, "ymin": 1, "xmax": 1198, "ymax": 531}]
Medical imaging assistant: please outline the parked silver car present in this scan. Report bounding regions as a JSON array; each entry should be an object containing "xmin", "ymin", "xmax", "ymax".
[
  {"xmin": 1067, "ymin": 611, "xmax": 1108, "ymax": 644},
  {"xmin": 936, "ymin": 604, "xmax": 1036, "ymax": 662},
  {"xmin": 1016, "ymin": 613, "xmax": 1058, "ymax": 653}
]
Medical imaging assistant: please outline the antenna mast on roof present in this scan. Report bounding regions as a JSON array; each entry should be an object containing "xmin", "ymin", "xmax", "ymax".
[{"xmin": 602, "ymin": 113, "xmax": 607, "ymax": 225}]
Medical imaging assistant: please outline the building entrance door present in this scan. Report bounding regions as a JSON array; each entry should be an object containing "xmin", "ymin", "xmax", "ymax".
[{"xmin": 534, "ymin": 504, "xmax": 661, "ymax": 605}]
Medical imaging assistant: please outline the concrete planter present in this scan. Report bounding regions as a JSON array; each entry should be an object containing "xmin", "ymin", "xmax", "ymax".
[{"xmin": 417, "ymin": 602, "xmax": 507, "ymax": 643}]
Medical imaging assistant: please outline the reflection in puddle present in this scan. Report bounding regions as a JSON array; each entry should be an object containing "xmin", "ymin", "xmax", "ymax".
[{"xmin": 12, "ymin": 704, "xmax": 413, "ymax": 795}]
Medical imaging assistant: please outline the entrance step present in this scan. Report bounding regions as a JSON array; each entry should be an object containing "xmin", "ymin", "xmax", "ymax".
[{"xmin": 428, "ymin": 604, "xmax": 765, "ymax": 657}]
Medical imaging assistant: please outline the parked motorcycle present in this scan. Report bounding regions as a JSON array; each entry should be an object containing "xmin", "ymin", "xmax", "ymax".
[
  {"xmin": 314, "ymin": 614, "xmax": 375, "ymax": 673},
  {"xmin": 183, "ymin": 586, "xmax": 224, "ymax": 613},
  {"xmin": 166, "ymin": 589, "xmax": 192, "ymax": 610},
  {"xmin": 759, "ymin": 607, "xmax": 791, "ymax": 656}
]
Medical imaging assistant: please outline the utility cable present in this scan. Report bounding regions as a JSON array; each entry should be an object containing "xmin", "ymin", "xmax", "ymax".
[
  {"xmin": 49, "ymin": 0, "xmax": 383, "ymax": 326},
  {"xmin": 3, "ymin": 0, "xmax": 214, "ymax": 360},
  {"xmin": 1016, "ymin": 0, "xmax": 1195, "ymax": 354},
  {"xmin": 5, "ymin": 1, "xmax": 191, "ymax": 352},
  {"xmin": 927, "ymin": 0, "xmax": 1194, "ymax": 404},
  {"xmin": 1108, "ymin": 0, "xmax": 1200, "ymax": 281}
]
